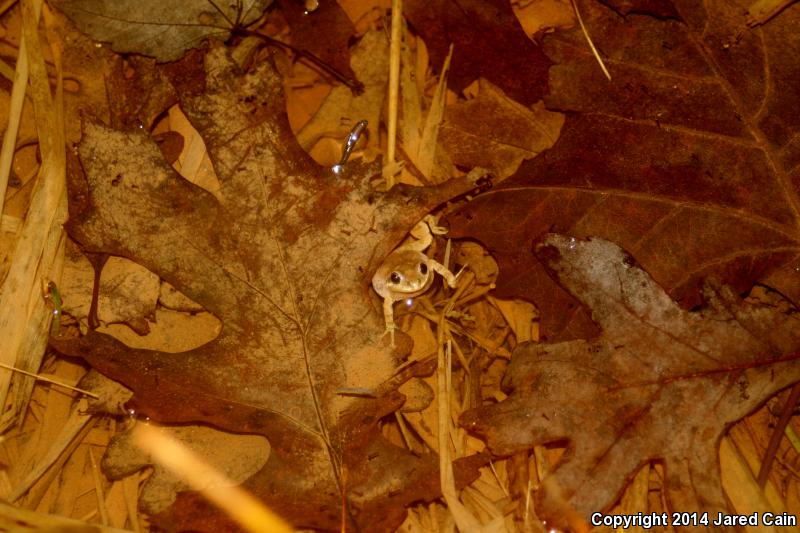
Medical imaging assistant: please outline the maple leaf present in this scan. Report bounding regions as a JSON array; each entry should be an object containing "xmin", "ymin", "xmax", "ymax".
[
  {"xmin": 51, "ymin": 45, "xmax": 485, "ymax": 530},
  {"xmin": 461, "ymin": 234, "xmax": 800, "ymax": 531},
  {"xmin": 446, "ymin": 0, "xmax": 800, "ymax": 341}
]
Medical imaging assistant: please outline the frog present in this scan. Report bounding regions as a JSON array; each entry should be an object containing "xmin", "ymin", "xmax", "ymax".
[{"xmin": 372, "ymin": 215, "xmax": 459, "ymax": 346}]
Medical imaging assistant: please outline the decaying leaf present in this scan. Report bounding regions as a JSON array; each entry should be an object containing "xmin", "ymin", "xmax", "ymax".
[
  {"xmin": 61, "ymin": 242, "xmax": 159, "ymax": 333},
  {"xmin": 55, "ymin": 0, "xmax": 272, "ymax": 62},
  {"xmin": 102, "ymin": 424, "xmax": 270, "ymax": 515},
  {"xmin": 447, "ymin": 0, "xmax": 800, "ymax": 341},
  {"xmin": 461, "ymin": 234, "xmax": 800, "ymax": 531},
  {"xmin": 275, "ymin": 0, "xmax": 358, "ymax": 88},
  {"xmin": 405, "ymin": 0, "xmax": 551, "ymax": 106},
  {"xmin": 294, "ymin": 29, "xmax": 388, "ymax": 156},
  {"xmin": 439, "ymin": 79, "xmax": 564, "ymax": 180},
  {"xmin": 50, "ymin": 43, "xmax": 486, "ymax": 530}
]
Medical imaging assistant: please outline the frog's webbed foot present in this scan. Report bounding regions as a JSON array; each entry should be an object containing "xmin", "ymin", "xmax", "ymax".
[{"xmin": 382, "ymin": 325, "xmax": 396, "ymax": 347}]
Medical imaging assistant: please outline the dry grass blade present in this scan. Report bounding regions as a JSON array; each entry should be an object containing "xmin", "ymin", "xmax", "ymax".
[
  {"xmin": 0, "ymin": 0, "xmax": 67, "ymax": 422},
  {"xmin": 0, "ymin": 498, "xmax": 131, "ymax": 532},
  {"xmin": 7, "ymin": 399, "xmax": 94, "ymax": 501},
  {"xmin": 384, "ymin": 0, "xmax": 403, "ymax": 185},
  {"xmin": 0, "ymin": 361, "xmax": 99, "ymax": 398},
  {"xmin": 719, "ymin": 436, "xmax": 794, "ymax": 533},
  {"xmin": 416, "ymin": 44, "xmax": 452, "ymax": 180},
  {"xmin": 0, "ymin": 3, "xmax": 31, "ymax": 214},
  {"xmin": 724, "ymin": 426, "xmax": 798, "ymax": 530},
  {"xmin": 89, "ymin": 447, "xmax": 110, "ymax": 526},
  {"xmin": 570, "ymin": 0, "xmax": 610, "ymax": 80},
  {"xmin": 436, "ymin": 270, "xmax": 493, "ymax": 532}
]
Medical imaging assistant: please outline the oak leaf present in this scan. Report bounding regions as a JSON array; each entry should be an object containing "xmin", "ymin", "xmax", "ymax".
[
  {"xmin": 446, "ymin": 0, "xmax": 800, "ymax": 341},
  {"xmin": 461, "ymin": 234, "xmax": 800, "ymax": 531},
  {"xmin": 405, "ymin": 0, "xmax": 551, "ymax": 106},
  {"xmin": 55, "ymin": 0, "xmax": 272, "ymax": 62},
  {"xmin": 51, "ymin": 45, "xmax": 484, "ymax": 530}
]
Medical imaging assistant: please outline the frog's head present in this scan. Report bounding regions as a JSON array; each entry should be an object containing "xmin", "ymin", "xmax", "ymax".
[{"xmin": 385, "ymin": 250, "xmax": 434, "ymax": 297}]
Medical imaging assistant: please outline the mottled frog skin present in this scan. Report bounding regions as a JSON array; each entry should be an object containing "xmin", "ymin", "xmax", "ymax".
[{"xmin": 372, "ymin": 216, "xmax": 457, "ymax": 345}]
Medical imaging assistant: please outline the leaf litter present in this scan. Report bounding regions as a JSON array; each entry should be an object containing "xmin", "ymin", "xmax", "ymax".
[
  {"xmin": 447, "ymin": 0, "xmax": 800, "ymax": 342},
  {"xmin": 2, "ymin": 0, "xmax": 800, "ymax": 531}
]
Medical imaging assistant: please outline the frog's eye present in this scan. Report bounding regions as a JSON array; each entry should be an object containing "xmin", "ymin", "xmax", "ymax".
[
  {"xmin": 390, "ymin": 272, "xmax": 402, "ymax": 284},
  {"xmin": 418, "ymin": 262, "xmax": 428, "ymax": 275}
]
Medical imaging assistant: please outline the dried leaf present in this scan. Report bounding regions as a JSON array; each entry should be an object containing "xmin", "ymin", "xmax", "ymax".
[
  {"xmin": 55, "ymin": 0, "xmax": 272, "ymax": 62},
  {"xmin": 405, "ymin": 0, "xmax": 551, "ymax": 106},
  {"xmin": 461, "ymin": 234, "xmax": 800, "ymax": 531},
  {"xmin": 440, "ymin": 79, "xmax": 564, "ymax": 179},
  {"xmin": 294, "ymin": 29, "xmax": 388, "ymax": 157},
  {"xmin": 276, "ymin": 0, "xmax": 357, "ymax": 87},
  {"xmin": 61, "ymin": 244, "xmax": 159, "ymax": 331},
  {"xmin": 447, "ymin": 0, "xmax": 800, "ymax": 341},
  {"xmin": 51, "ymin": 44, "xmax": 485, "ymax": 530}
]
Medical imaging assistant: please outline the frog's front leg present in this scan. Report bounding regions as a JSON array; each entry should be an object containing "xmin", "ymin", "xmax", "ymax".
[{"xmin": 382, "ymin": 296, "xmax": 397, "ymax": 346}]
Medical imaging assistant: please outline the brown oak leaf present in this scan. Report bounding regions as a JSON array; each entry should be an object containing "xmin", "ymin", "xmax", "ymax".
[
  {"xmin": 446, "ymin": 0, "xmax": 800, "ymax": 341},
  {"xmin": 51, "ymin": 45, "xmax": 484, "ymax": 531},
  {"xmin": 439, "ymin": 79, "xmax": 565, "ymax": 180},
  {"xmin": 276, "ymin": 0, "xmax": 358, "ymax": 89},
  {"xmin": 56, "ymin": 0, "xmax": 273, "ymax": 62},
  {"xmin": 405, "ymin": 0, "xmax": 551, "ymax": 106},
  {"xmin": 460, "ymin": 234, "xmax": 800, "ymax": 532}
]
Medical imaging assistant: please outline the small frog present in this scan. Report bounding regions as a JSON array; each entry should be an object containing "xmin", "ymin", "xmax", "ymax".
[{"xmin": 372, "ymin": 215, "xmax": 458, "ymax": 345}]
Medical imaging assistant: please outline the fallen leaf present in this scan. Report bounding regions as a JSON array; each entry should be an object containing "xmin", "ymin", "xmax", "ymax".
[
  {"xmin": 599, "ymin": 0, "xmax": 680, "ymax": 18},
  {"xmin": 745, "ymin": 0, "xmax": 797, "ymax": 26},
  {"xmin": 461, "ymin": 234, "xmax": 800, "ymax": 531},
  {"xmin": 61, "ymin": 242, "xmax": 159, "ymax": 333},
  {"xmin": 276, "ymin": 0, "xmax": 358, "ymax": 88},
  {"xmin": 294, "ymin": 29, "xmax": 388, "ymax": 158},
  {"xmin": 440, "ymin": 79, "xmax": 564, "ymax": 179},
  {"xmin": 405, "ymin": 0, "xmax": 552, "ymax": 106},
  {"xmin": 447, "ymin": 0, "xmax": 800, "ymax": 341},
  {"xmin": 55, "ymin": 0, "xmax": 272, "ymax": 62},
  {"xmin": 51, "ymin": 44, "xmax": 485, "ymax": 530},
  {"xmin": 102, "ymin": 424, "xmax": 270, "ymax": 515},
  {"xmin": 512, "ymin": 0, "xmax": 575, "ymax": 37}
]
